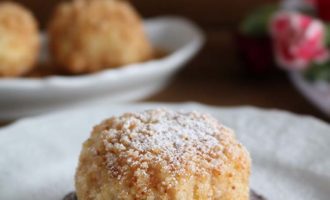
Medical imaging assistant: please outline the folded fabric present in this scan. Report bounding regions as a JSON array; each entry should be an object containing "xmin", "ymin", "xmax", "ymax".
[{"xmin": 0, "ymin": 103, "xmax": 329, "ymax": 200}]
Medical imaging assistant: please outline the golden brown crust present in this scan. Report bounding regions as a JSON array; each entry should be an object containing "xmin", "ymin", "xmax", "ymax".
[
  {"xmin": 75, "ymin": 109, "xmax": 251, "ymax": 200},
  {"xmin": 0, "ymin": 2, "xmax": 39, "ymax": 77},
  {"xmin": 48, "ymin": 0, "xmax": 153, "ymax": 74}
]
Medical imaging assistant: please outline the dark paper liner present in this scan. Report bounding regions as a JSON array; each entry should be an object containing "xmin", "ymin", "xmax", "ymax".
[{"xmin": 63, "ymin": 190, "xmax": 266, "ymax": 200}]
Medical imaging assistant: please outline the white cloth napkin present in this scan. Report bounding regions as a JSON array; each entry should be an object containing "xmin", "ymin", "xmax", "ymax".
[{"xmin": 0, "ymin": 103, "xmax": 329, "ymax": 200}]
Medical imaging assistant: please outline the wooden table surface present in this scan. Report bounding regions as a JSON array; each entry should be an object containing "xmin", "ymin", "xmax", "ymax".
[
  {"xmin": 146, "ymin": 54, "xmax": 328, "ymax": 122},
  {"xmin": 0, "ymin": 0, "xmax": 328, "ymax": 126}
]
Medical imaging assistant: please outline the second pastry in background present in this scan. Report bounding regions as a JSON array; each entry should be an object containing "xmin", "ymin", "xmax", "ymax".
[
  {"xmin": 48, "ymin": 0, "xmax": 153, "ymax": 74},
  {"xmin": 0, "ymin": 2, "xmax": 39, "ymax": 77}
]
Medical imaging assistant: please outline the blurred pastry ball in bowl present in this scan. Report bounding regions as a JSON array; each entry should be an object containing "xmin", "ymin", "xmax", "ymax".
[
  {"xmin": 75, "ymin": 109, "xmax": 251, "ymax": 200},
  {"xmin": 48, "ymin": 0, "xmax": 153, "ymax": 74},
  {"xmin": 0, "ymin": 2, "xmax": 39, "ymax": 77}
]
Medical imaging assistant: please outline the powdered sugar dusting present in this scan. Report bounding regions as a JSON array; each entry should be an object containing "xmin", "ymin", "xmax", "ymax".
[{"xmin": 93, "ymin": 108, "xmax": 239, "ymax": 187}]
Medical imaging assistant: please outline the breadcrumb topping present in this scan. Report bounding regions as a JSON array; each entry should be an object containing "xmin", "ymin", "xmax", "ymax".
[{"xmin": 90, "ymin": 109, "xmax": 242, "ymax": 188}]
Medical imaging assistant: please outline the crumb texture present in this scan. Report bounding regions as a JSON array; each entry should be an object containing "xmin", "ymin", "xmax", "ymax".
[{"xmin": 75, "ymin": 109, "xmax": 251, "ymax": 200}]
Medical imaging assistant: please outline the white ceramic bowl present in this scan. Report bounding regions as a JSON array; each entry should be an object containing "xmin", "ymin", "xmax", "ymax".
[
  {"xmin": 0, "ymin": 17, "xmax": 204, "ymax": 120},
  {"xmin": 290, "ymin": 72, "xmax": 330, "ymax": 117}
]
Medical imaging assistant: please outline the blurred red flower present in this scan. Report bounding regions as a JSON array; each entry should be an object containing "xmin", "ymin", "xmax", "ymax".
[
  {"xmin": 270, "ymin": 12, "xmax": 328, "ymax": 70},
  {"xmin": 305, "ymin": 0, "xmax": 316, "ymax": 6}
]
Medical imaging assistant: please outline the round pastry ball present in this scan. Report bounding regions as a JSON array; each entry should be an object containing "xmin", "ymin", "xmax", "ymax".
[
  {"xmin": 0, "ymin": 2, "xmax": 39, "ymax": 77},
  {"xmin": 75, "ymin": 109, "xmax": 251, "ymax": 200},
  {"xmin": 48, "ymin": 0, "xmax": 153, "ymax": 74}
]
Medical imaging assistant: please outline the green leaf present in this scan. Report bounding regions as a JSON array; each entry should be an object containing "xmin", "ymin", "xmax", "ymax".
[
  {"xmin": 304, "ymin": 61, "xmax": 330, "ymax": 82},
  {"xmin": 325, "ymin": 24, "xmax": 330, "ymax": 47},
  {"xmin": 240, "ymin": 4, "xmax": 279, "ymax": 37}
]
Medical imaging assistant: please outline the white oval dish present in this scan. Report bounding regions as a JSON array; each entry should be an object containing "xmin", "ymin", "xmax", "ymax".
[
  {"xmin": 0, "ymin": 102, "xmax": 329, "ymax": 200},
  {"xmin": 290, "ymin": 72, "xmax": 330, "ymax": 117},
  {"xmin": 0, "ymin": 17, "xmax": 204, "ymax": 120}
]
